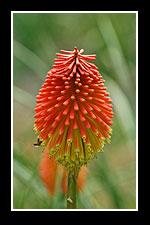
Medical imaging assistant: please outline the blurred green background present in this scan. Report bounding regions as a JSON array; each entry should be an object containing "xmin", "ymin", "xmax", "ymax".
[{"xmin": 13, "ymin": 12, "xmax": 136, "ymax": 209}]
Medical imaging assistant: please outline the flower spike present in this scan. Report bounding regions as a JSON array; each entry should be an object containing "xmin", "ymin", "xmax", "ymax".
[{"xmin": 34, "ymin": 47, "xmax": 114, "ymax": 173}]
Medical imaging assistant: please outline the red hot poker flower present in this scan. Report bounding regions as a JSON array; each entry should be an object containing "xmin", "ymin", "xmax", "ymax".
[{"xmin": 34, "ymin": 47, "xmax": 114, "ymax": 173}]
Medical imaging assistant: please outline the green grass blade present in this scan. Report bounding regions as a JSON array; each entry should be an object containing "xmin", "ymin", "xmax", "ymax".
[
  {"xmin": 13, "ymin": 40, "xmax": 48, "ymax": 80},
  {"xmin": 13, "ymin": 85, "xmax": 35, "ymax": 110}
]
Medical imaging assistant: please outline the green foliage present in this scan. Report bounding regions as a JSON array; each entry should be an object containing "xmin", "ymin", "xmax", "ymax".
[{"xmin": 13, "ymin": 12, "xmax": 136, "ymax": 209}]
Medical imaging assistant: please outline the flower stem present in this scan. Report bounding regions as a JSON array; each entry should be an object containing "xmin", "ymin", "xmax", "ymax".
[{"xmin": 67, "ymin": 171, "xmax": 77, "ymax": 209}]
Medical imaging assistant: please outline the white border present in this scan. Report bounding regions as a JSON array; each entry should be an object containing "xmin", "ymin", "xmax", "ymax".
[
  {"xmin": 11, "ymin": 11, "xmax": 138, "ymax": 13},
  {"xmin": 11, "ymin": 11, "xmax": 138, "ymax": 212},
  {"xmin": 11, "ymin": 11, "xmax": 14, "ymax": 211},
  {"xmin": 136, "ymin": 11, "xmax": 138, "ymax": 211}
]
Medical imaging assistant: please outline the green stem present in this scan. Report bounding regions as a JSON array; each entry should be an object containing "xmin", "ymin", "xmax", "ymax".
[{"xmin": 67, "ymin": 171, "xmax": 77, "ymax": 209}]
